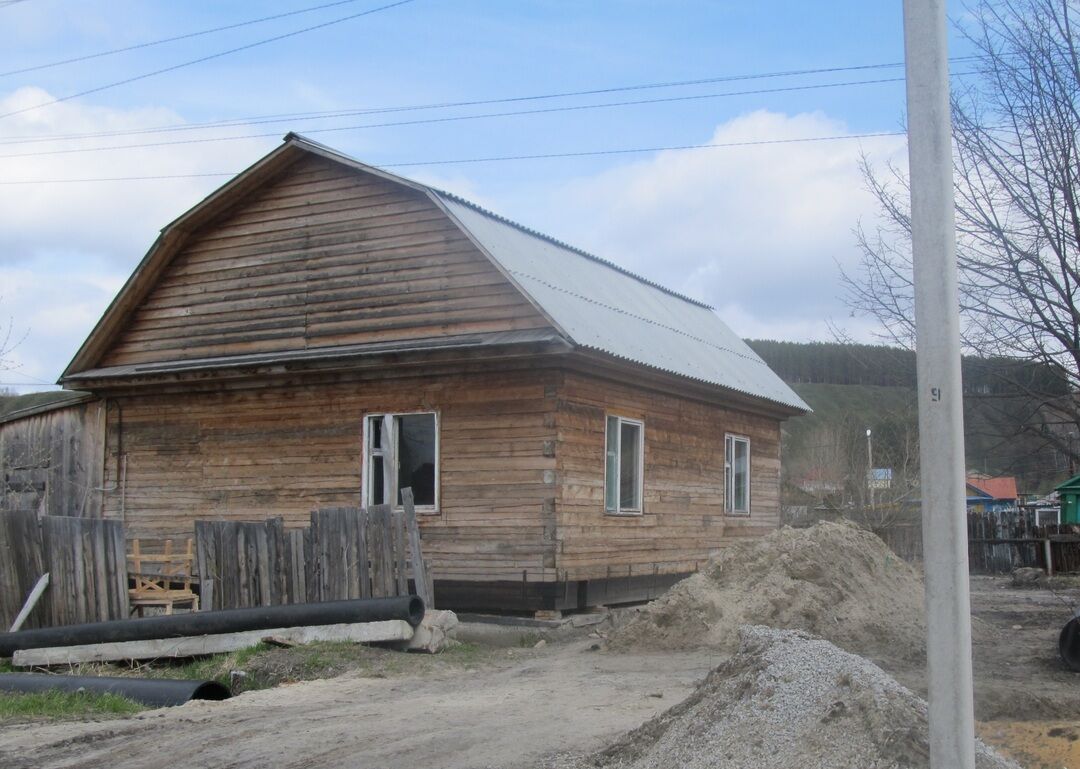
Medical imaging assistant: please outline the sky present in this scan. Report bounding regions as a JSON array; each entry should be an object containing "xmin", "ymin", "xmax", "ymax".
[{"xmin": 0, "ymin": 0, "xmax": 977, "ymax": 393}]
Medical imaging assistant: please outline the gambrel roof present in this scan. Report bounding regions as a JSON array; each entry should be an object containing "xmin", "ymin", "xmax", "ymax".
[{"xmin": 63, "ymin": 133, "xmax": 808, "ymax": 414}]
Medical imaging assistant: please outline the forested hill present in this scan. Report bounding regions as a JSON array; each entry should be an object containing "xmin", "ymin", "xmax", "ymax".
[
  {"xmin": 747, "ymin": 339, "xmax": 1068, "ymax": 493},
  {"xmin": 745, "ymin": 339, "xmax": 1067, "ymax": 396}
]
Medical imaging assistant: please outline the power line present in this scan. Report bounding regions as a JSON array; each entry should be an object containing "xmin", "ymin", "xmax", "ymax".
[
  {"xmin": 0, "ymin": 0, "xmax": 419, "ymax": 121},
  {"xmin": 0, "ymin": 57, "xmax": 983, "ymax": 147},
  {"xmin": 0, "ymin": 0, "xmax": 33, "ymax": 8},
  {"xmin": 0, "ymin": 76, "xmax": 910, "ymax": 160},
  {"xmin": 0, "ymin": 0, "xmax": 378, "ymax": 79},
  {"xmin": 0, "ymin": 131, "xmax": 906, "ymax": 184}
]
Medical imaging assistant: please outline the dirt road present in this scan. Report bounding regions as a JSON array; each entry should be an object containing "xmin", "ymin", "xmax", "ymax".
[
  {"xmin": 2, "ymin": 575, "xmax": 1077, "ymax": 769},
  {"xmin": 0, "ymin": 641, "xmax": 719, "ymax": 769}
]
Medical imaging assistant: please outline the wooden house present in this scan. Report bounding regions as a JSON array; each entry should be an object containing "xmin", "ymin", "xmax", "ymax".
[
  {"xmin": 58, "ymin": 134, "xmax": 808, "ymax": 613},
  {"xmin": 965, "ymin": 475, "xmax": 1020, "ymax": 516}
]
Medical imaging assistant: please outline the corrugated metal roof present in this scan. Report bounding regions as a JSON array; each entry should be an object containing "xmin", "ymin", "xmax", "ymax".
[
  {"xmin": 966, "ymin": 476, "xmax": 1019, "ymax": 501},
  {"xmin": 436, "ymin": 193, "xmax": 809, "ymax": 412}
]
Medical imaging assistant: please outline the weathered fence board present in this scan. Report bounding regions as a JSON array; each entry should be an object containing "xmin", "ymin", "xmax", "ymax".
[
  {"xmin": 0, "ymin": 511, "xmax": 127, "ymax": 628},
  {"xmin": 194, "ymin": 497, "xmax": 430, "ymax": 611},
  {"xmin": 877, "ymin": 513, "xmax": 1080, "ymax": 574}
]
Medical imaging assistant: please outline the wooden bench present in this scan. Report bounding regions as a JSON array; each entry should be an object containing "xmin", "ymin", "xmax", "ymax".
[{"xmin": 128, "ymin": 538, "xmax": 199, "ymax": 616}]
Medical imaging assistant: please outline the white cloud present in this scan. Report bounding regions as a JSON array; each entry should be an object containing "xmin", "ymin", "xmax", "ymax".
[
  {"xmin": 530, "ymin": 110, "xmax": 907, "ymax": 341},
  {"xmin": 0, "ymin": 87, "xmax": 275, "ymax": 390},
  {"xmin": 0, "ymin": 86, "xmax": 276, "ymax": 265}
]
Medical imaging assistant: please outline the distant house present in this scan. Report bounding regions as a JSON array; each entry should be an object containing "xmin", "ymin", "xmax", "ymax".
[
  {"xmin": 965, "ymin": 475, "xmax": 1019, "ymax": 515},
  {"xmin": 54, "ymin": 133, "xmax": 808, "ymax": 613}
]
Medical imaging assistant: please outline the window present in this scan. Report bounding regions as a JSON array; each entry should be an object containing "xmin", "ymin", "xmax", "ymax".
[
  {"xmin": 725, "ymin": 434, "xmax": 750, "ymax": 515},
  {"xmin": 605, "ymin": 415, "xmax": 643, "ymax": 514},
  {"xmin": 363, "ymin": 412, "xmax": 438, "ymax": 511}
]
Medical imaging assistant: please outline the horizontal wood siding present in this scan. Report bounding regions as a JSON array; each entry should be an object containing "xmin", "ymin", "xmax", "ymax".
[
  {"xmin": 555, "ymin": 370, "xmax": 782, "ymax": 581},
  {"xmin": 100, "ymin": 156, "xmax": 549, "ymax": 367},
  {"xmin": 101, "ymin": 366, "xmax": 559, "ymax": 583}
]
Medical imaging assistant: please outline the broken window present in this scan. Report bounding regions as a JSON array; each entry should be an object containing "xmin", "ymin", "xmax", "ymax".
[
  {"xmin": 725, "ymin": 434, "xmax": 750, "ymax": 515},
  {"xmin": 605, "ymin": 415, "xmax": 643, "ymax": 514},
  {"xmin": 364, "ymin": 412, "xmax": 438, "ymax": 511}
]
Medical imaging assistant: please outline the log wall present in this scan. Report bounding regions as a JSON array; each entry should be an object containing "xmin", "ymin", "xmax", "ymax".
[
  {"xmin": 100, "ymin": 155, "xmax": 549, "ymax": 367},
  {"xmin": 554, "ymin": 369, "xmax": 782, "ymax": 581},
  {"xmin": 101, "ymin": 365, "xmax": 560, "ymax": 584}
]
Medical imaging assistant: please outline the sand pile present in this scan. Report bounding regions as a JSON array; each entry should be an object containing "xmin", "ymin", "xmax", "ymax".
[
  {"xmin": 608, "ymin": 521, "xmax": 926, "ymax": 659},
  {"xmin": 566, "ymin": 626, "xmax": 1017, "ymax": 769}
]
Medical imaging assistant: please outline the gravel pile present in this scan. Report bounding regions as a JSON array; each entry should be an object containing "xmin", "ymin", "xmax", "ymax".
[
  {"xmin": 608, "ymin": 521, "xmax": 926, "ymax": 660},
  {"xmin": 560, "ymin": 626, "xmax": 1018, "ymax": 769}
]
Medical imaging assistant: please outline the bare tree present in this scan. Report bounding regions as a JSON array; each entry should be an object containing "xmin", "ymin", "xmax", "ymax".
[
  {"xmin": 0, "ymin": 301, "xmax": 24, "ymax": 379},
  {"xmin": 842, "ymin": 0, "xmax": 1080, "ymax": 465}
]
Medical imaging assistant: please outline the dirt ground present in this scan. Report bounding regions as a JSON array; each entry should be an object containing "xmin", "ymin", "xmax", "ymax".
[{"xmin": 0, "ymin": 575, "xmax": 1077, "ymax": 769}]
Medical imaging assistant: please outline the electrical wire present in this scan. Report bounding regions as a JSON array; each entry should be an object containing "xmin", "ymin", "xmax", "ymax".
[
  {"xmin": 0, "ymin": 58, "xmax": 984, "ymax": 147},
  {"xmin": 0, "ymin": 76, "xmax": 910, "ymax": 160},
  {"xmin": 0, "ymin": 0, "xmax": 381, "ymax": 79},
  {"xmin": 0, "ymin": 130, "xmax": 906, "ymax": 184},
  {"xmin": 0, "ymin": 0, "xmax": 419, "ymax": 121}
]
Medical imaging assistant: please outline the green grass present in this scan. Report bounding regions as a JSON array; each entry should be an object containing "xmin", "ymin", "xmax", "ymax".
[{"xmin": 0, "ymin": 690, "xmax": 142, "ymax": 721}]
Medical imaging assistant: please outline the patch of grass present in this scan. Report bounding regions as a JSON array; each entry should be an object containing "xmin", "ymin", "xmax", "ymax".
[
  {"xmin": 0, "ymin": 690, "xmax": 142, "ymax": 722},
  {"xmin": 441, "ymin": 641, "xmax": 485, "ymax": 665},
  {"xmin": 517, "ymin": 632, "xmax": 542, "ymax": 648},
  {"xmin": 0, "ymin": 659, "xmax": 14, "ymax": 673}
]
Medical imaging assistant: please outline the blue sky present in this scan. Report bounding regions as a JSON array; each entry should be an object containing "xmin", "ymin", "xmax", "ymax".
[{"xmin": 0, "ymin": 1, "xmax": 974, "ymax": 391}]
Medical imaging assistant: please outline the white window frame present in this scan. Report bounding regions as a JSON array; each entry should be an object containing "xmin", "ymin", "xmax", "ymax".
[
  {"xmin": 362, "ymin": 411, "xmax": 440, "ymax": 514},
  {"xmin": 725, "ymin": 433, "xmax": 751, "ymax": 516},
  {"xmin": 604, "ymin": 415, "xmax": 645, "ymax": 516}
]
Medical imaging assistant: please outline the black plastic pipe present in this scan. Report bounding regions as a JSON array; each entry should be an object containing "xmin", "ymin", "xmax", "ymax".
[
  {"xmin": 0, "ymin": 673, "xmax": 230, "ymax": 707},
  {"xmin": 1060, "ymin": 616, "xmax": 1080, "ymax": 671},
  {"xmin": 0, "ymin": 596, "xmax": 424, "ymax": 657}
]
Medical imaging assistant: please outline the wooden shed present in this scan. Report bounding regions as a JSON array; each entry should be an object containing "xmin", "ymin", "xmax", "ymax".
[
  {"xmin": 59, "ymin": 133, "xmax": 808, "ymax": 613},
  {"xmin": 0, "ymin": 391, "xmax": 104, "ymax": 517}
]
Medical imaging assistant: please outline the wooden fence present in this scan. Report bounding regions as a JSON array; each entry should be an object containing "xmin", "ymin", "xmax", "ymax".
[
  {"xmin": 195, "ymin": 496, "xmax": 432, "ymax": 611},
  {"xmin": 877, "ymin": 513, "xmax": 1080, "ymax": 574},
  {"xmin": 0, "ymin": 509, "xmax": 128, "ymax": 629}
]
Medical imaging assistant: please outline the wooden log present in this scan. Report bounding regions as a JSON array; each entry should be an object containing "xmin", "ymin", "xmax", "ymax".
[{"xmin": 11, "ymin": 619, "xmax": 415, "ymax": 666}]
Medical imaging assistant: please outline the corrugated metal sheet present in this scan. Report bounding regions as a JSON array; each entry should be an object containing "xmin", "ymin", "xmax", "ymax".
[{"xmin": 437, "ymin": 193, "xmax": 809, "ymax": 412}]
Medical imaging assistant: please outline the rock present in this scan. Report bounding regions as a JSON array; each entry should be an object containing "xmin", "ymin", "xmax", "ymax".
[
  {"xmin": 1011, "ymin": 567, "xmax": 1045, "ymax": 586},
  {"xmin": 405, "ymin": 609, "xmax": 460, "ymax": 654},
  {"xmin": 533, "ymin": 639, "xmax": 547, "ymax": 649}
]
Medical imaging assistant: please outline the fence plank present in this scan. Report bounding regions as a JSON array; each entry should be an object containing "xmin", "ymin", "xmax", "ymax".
[{"xmin": 402, "ymin": 489, "xmax": 433, "ymax": 609}]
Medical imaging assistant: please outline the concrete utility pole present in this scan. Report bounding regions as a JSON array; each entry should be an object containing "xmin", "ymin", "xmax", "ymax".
[
  {"xmin": 902, "ymin": 1, "xmax": 976, "ymax": 767},
  {"xmin": 866, "ymin": 428, "xmax": 874, "ymax": 512}
]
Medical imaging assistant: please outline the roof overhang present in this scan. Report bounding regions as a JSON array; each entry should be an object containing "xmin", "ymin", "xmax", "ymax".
[{"xmin": 62, "ymin": 330, "xmax": 573, "ymax": 390}]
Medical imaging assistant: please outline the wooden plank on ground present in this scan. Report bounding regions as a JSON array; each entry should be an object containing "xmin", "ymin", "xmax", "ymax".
[{"xmin": 11, "ymin": 619, "xmax": 415, "ymax": 666}]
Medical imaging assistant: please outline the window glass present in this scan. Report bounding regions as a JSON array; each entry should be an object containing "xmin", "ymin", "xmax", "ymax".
[
  {"xmin": 620, "ymin": 421, "xmax": 641, "ymax": 510},
  {"xmin": 605, "ymin": 416, "xmax": 620, "ymax": 512},
  {"xmin": 396, "ymin": 413, "xmax": 436, "ymax": 506},
  {"xmin": 372, "ymin": 456, "xmax": 385, "ymax": 505},
  {"xmin": 365, "ymin": 412, "xmax": 438, "ymax": 510},
  {"xmin": 726, "ymin": 435, "xmax": 750, "ymax": 514},
  {"xmin": 605, "ymin": 415, "xmax": 643, "ymax": 513}
]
